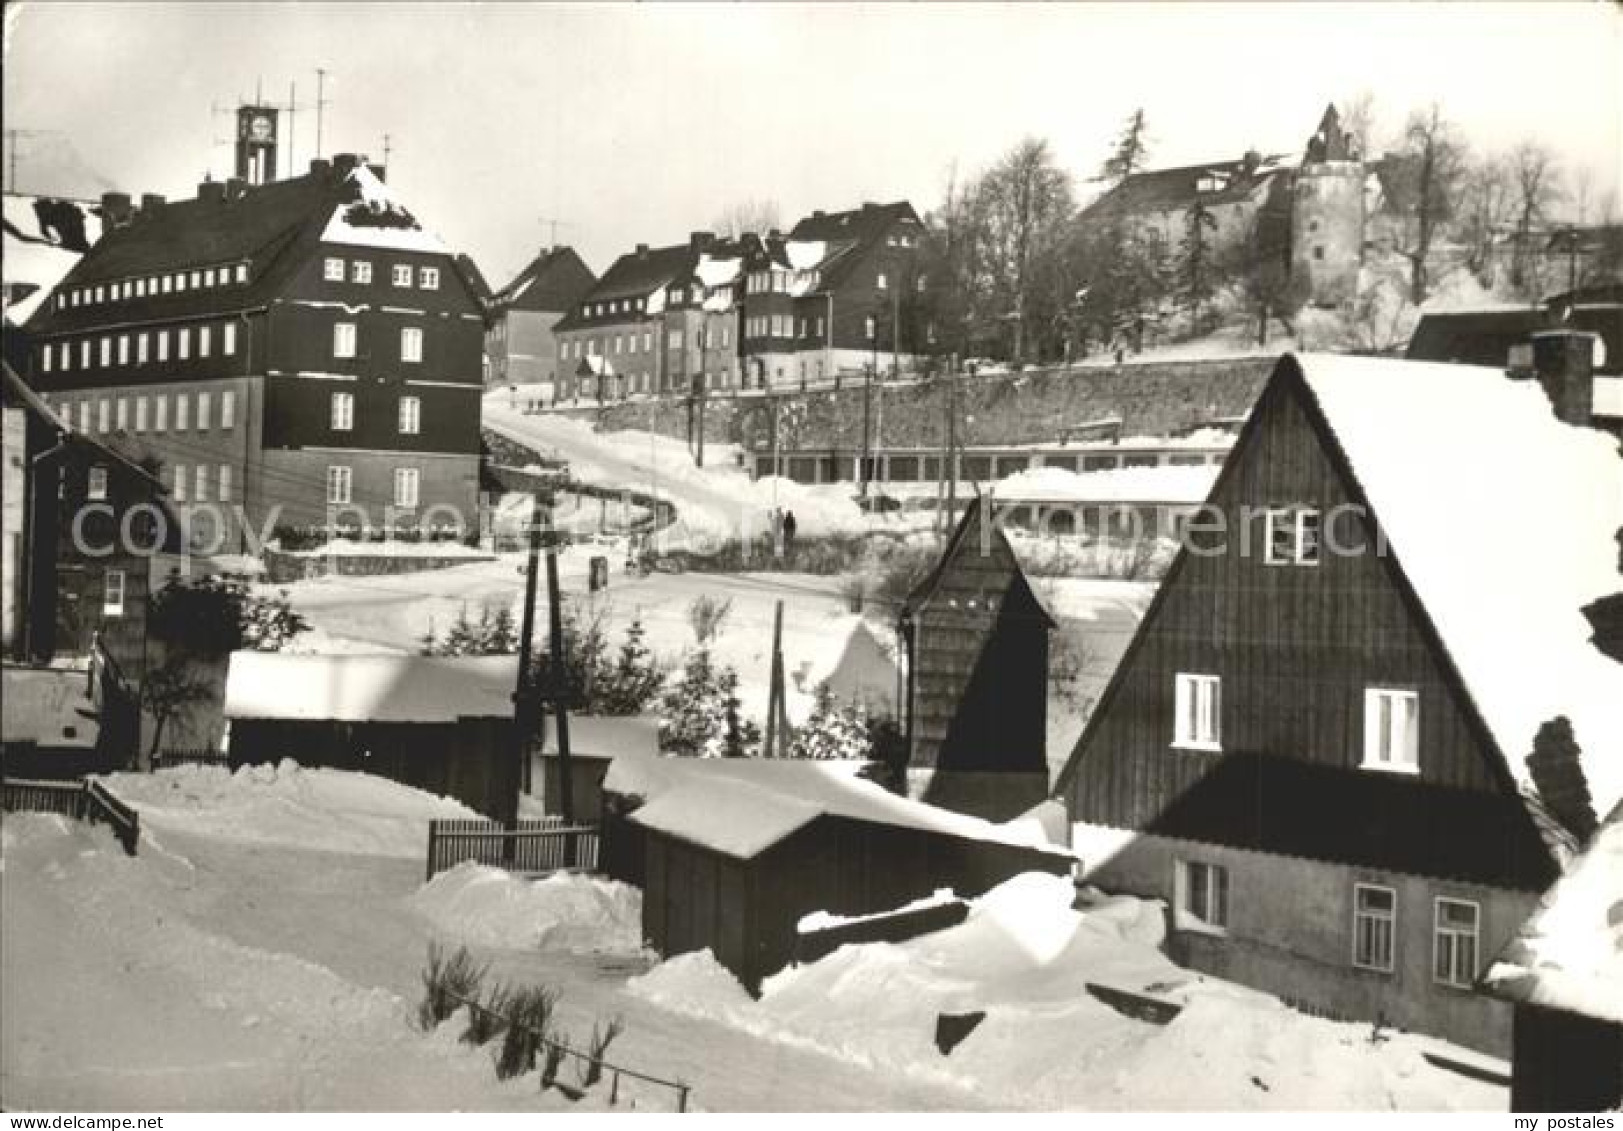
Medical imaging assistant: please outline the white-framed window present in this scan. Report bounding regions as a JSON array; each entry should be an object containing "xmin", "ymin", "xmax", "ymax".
[
  {"xmin": 115, "ymin": 398, "xmax": 128, "ymax": 431},
  {"xmin": 668, "ymin": 329, "xmax": 684, "ymax": 350},
  {"xmin": 134, "ymin": 397, "xmax": 148, "ymax": 433},
  {"xmin": 400, "ymin": 327, "xmax": 423, "ymax": 363},
  {"xmin": 199, "ymin": 325, "xmax": 211, "ymax": 358},
  {"xmin": 87, "ymin": 466, "xmax": 108, "ymax": 501},
  {"xmin": 1264, "ymin": 506, "xmax": 1322, "ymax": 566},
  {"xmin": 326, "ymin": 465, "xmax": 352, "ymax": 504},
  {"xmin": 175, "ymin": 393, "xmax": 190, "ymax": 432},
  {"xmin": 1353, "ymin": 883, "xmax": 1397, "ymax": 972},
  {"xmin": 103, "ymin": 570, "xmax": 126, "ymax": 617},
  {"xmin": 137, "ymin": 333, "xmax": 149, "ymax": 364},
  {"xmin": 614, "ymin": 335, "xmax": 623, "ymax": 355},
  {"xmin": 1433, "ymin": 898, "xmax": 1480, "ymax": 988},
  {"xmin": 204, "ymin": 268, "xmax": 216, "ymax": 287},
  {"xmin": 220, "ymin": 390, "xmax": 236, "ymax": 430},
  {"xmin": 99, "ymin": 337, "xmax": 111, "ymax": 366},
  {"xmin": 398, "ymin": 396, "xmax": 421, "ymax": 434},
  {"xmin": 81, "ymin": 340, "xmax": 91, "ymax": 368},
  {"xmin": 118, "ymin": 335, "xmax": 130, "ymax": 365},
  {"xmin": 324, "ymin": 257, "xmax": 345, "ymax": 281},
  {"xmin": 865, "ymin": 316, "xmax": 877, "ymax": 340},
  {"xmin": 223, "ymin": 322, "xmax": 237, "ymax": 356},
  {"xmin": 352, "ymin": 261, "xmax": 372, "ymax": 285},
  {"xmin": 330, "ymin": 391, "xmax": 355, "ymax": 431},
  {"xmin": 178, "ymin": 326, "xmax": 191, "ymax": 360},
  {"xmin": 172, "ymin": 463, "xmax": 188, "ymax": 502},
  {"xmin": 392, "ymin": 264, "xmax": 413, "ymax": 287},
  {"xmin": 97, "ymin": 399, "xmax": 110, "ymax": 432},
  {"xmin": 876, "ymin": 272, "xmax": 888, "ymax": 290},
  {"xmin": 59, "ymin": 342, "xmax": 71, "ymax": 371},
  {"xmin": 189, "ymin": 271, "xmax": 201, "ymax": 289},
  {"xmin": 154, "ymin": 395, "xmax": 168, "ymax": 433},
  {"xmin": 77, "ymin": 401, "xmax": 90, "ymax": 433},
  {"xmin": 42, "ymin": 344, "xmax": 53, "ymax": 373},
  {"xmin": 333, "ymin": 322, "xmax": 357, "ymax": 359},
  {"xmin": 419, "ymin": 266, "xmax": 439, "ymax": 289},
  {"xmin": 197, "ymin": 391, "xmax": 211, "ymax": 430},
  {"xmin": 94, "ymin": 285, "xmax": 105, "ymax": 303},
  {"xmin": 194, "ymin": 465, "xmax": 209, "ymax": 503},
  {"xmin": 642, "ymin": 331, "xmax": 652, "ymax": 352},
  {"xmin": 1363, "ymin": 687, "xmax": 1420, "ymax": 774},
  {"xmin": 135, "ymin": 279, "xmax": 146, "ymax": 297},
  {"xmin": 235, "ymin": 264, "xmax": 248, "ymax": 284},
  {"xmin": 1173, "ymin": 672, "xmax": 1221, "ymax": 750},
  {"xmin": 393, "ymin": 467, "xmax": 420, "ymax": 509},
  {"xmin": 218, "ymin": 465, "xmax": 233, "ymax": 502},
  {"xmin": 1175, "ymin": 859, "xmax": 1230, "ymax": 932},
  {"xmin": 157, "ymin": 330, "xmax": 170, "ymax": 362},
  {"xmin": 163, "ymin": 275, "xmax": 175, "ymax": 293}
]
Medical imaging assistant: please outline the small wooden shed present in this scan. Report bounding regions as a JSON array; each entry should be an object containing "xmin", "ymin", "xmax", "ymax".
[
  {"xmin": 902, "ymin": 496, "xmax": 1055, "ymax": 820},
  {"xmin": 223, "ymin": 652, "xmax": 520, "ymax": 822},
  {"xmin": 1481, "ymin": 801, "xmax": 1623, "ymax": 1112},
  {"xmin": 607, "ymin": 753, "xmax": 1072, "ymax": 991},
  {"xmin": 535, "ymin": 713, "xmax": 660, "ymax": 819}
]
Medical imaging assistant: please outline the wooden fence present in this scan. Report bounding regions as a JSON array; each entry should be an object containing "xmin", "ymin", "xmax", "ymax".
[
  {"xmin": 1, "ymin": 776, "xmax": 141, "ymax": 856},
  {"xmin": 153, "ymin": 747, "xmax": 232, "ymax": 770},
  {"xmin": 444, "ymin": 987, "xmax": 690, "ymax": 1111},
  {"xmin": 426, "ymin": 817, "xmax": 600, "ymax": 880}
]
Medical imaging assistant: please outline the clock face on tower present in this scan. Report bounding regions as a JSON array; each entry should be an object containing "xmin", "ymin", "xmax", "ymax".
[{"xmin": 249, "ymin": 115, "xmax": 274, "ymax": 142}]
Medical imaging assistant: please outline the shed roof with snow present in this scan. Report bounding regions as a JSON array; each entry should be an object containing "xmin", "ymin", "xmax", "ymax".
[{"xmin": 224, "ymin": 653, "xmax": 516, "ymax": 724}]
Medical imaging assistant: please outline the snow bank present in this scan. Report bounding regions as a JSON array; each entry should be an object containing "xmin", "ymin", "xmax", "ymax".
[
  {"xmin": 994, "ymin": 464, "xmax": 1218, "ymax": 505},
  {"xmin": 410, "ymin": 863, "xmax": 645, "ymax": 955},
  {"xmin": 101, "ymin": 760, "xmax": 477, "ymax": 858}
]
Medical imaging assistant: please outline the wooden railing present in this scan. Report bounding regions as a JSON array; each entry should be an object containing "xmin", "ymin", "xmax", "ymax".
[
  {"xmin": 152, "ymin": 747, "xmax": 231, "ymax": 770},
  {"xmin": 443, "ymin": 987, "xmax": 690, "ymax": 1111},
  {"xmin": 1, "ymin": 776, "xmax": 140, "ymax": 856},
  {"xmin": 425, "ymin": 817, "xmax": 600, "ymax": 880}
]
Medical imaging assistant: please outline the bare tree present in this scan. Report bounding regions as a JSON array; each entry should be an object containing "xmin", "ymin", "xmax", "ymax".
[
  {"xmin": 976, "ymin": 137, "xmax": 1075, "ymax": 362},
  {"xmin": 923, "ymin": 163, "xmax": 995, "ymax": 364},
  {"xmin": 1385, "ymin": 104, "xmax": 1468, "ymax": 304},
  {"xmin": 1339, "ymin": 91, "xmax": 1379, "ymax": 159},
  {"xmin": 710, "ymin": 198, "xmax": 782, "ymax": 239},
  {"xmin": 1508, "ymin": 139, "xmax": 1562, "ymax": 295},
  {"xmin": 1458, "ymin": 153, "xmax": 1515, "ymax": 287}
]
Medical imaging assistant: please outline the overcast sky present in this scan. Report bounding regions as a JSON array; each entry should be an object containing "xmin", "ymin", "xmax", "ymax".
[{"xmin": 4, "ymin": 1, "xmax": 1620, "ymax": 287}]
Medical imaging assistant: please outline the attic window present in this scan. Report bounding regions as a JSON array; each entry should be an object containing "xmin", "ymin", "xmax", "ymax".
[
  {"xmin": 87, "ymin": 466, "xmax": 108, "ymax": 501},
  {"xmin": 1196, "ymin": 173, "xmax": 1229, "ymax": 193},
  {"xmin": 1264, "ymin": 507, "xmax": 1320, "ymax": 566}
]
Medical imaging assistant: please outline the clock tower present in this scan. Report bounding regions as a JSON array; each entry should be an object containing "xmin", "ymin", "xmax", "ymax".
[{"xmin": 235, "ymin": 105, "xmax": 280, "ymax": 186}]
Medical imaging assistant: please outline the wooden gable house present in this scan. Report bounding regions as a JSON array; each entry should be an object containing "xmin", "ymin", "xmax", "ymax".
[
  {"xmin": 1055, "ymin": 348, "xmax": 1623, "ymax": 1055},
  {"xmin": 902, "ymin": 497, "xmax": 1054, "ymax": 821}
]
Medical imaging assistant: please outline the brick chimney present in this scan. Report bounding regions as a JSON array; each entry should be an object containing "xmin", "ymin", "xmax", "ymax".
[
  {"xmin": 197, "ymin": 179, "xmax": 225, "ymax": 204},
  {"xmin": 140, "ymin": 193, "xmax": 166, "ymax": 215},
  {"xmin": 309, "ymin": 158, "xmax": 330, "ymax": 176},
  {"xmin": 224, "ymin": 177, "xmax": 245, "ymax": 201},
  {"xmin": 689, "ymin": 230, "xmax": 714, "ymax": 253},
  {"xmin": 1526, "ymin": 716, "xmax": 1599, "ymax": 843},
  {"xmin": 636, "ymin": 243, "xmax": 650, "ymax": 259},
  {"xmin": 1525, "ymin": 330, "xmax": 1596, "ymax": 427},
  {"xmin": 99, "ymin": 191, "xmax": 134, "ymax": 229},
  {"xmin": 332, "ymin": 153, "xmax": 362, "ymax": 176}
]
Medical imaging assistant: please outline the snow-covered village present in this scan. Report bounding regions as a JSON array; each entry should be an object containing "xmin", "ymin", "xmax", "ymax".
[{"xmin": 2, "ymin": 1, "xmax": 1621, "ymax": 1120}]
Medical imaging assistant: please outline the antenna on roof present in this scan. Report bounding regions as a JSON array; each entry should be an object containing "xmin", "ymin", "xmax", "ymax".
[
  {"xmin": 314, "ymin": 68, "xmax": 332, "ymax": 159},
  {"xmin": 381, "ymin": 133, "xmax": 392, "ymax": 172},
  {"xmin": 3, "ymin": 127, "xmax": 61, "ymax": 194},
  {"xmin": 537, "ymin": 215, "xmax": 571, "ymax": 247}
]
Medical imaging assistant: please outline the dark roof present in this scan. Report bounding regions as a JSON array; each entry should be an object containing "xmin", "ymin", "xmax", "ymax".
[
  {"xmin": 494, "ymin": 246, "xmax": 596, "ymax": 314},
  {"xmin": 907, "ymin": 495, "xmax": 1057, "ymax": 628},
  {"xmin": 1406, "ymin": 306, "xmax": 1622, "ymax": 376},
  {"xmin": 1081, "ymin": 156, "xmax": 1291, "ymax": 221},
  {"xmin": 456, "ymin": 253, "xmax": 494, "ymax": 304},
  {"xmin": 3, "ymin": 362, "xmax": 169, "ymax": 494},
  {"xmin": 553, "ymin": 242, "xmax": 695, "ymax": 332},
  {"xmin": 788, "ymin": 200, "xmax": 920, "ymax": 245}
]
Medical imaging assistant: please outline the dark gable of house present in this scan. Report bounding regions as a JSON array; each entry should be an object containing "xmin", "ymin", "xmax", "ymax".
[
  {"xmin": 1055, "ymin": 357, "xmax": 1559, "ymax": 891},
  {"xmin": 553, "ymin": 243, "xmax": 699, "ymax": 333},
  {"xmin": 495, "ymin": 247, "xmax": 597, "ymax": 316}
]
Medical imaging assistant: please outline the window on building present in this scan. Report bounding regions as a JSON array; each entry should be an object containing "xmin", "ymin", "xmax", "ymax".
[
  {"xmin": 60, "ymin": 342, "xmax": 71, "ymax": 371},
  {"xmin": 1264, "ymin": 506, "xmax": 1321, "ymax": 566},
  {"xmin": 352, "ymin": 261, "xmax": 372, "ymax": 284},
  {"xmin": 326, "ymin": 465, "xmax": 352, "ymax": 505},
  {"xmin": 1173, "ymin": 672, "xmax": 1221, "ymax": 749},
  {"xmin": 1433, "ymin": 898, "xmax": 1480, "ymax": 988},
  {"xmin": 419, "ymin": 267, "xmax": 439, "ymax": 289},
  {"xmin": 1353, "ymin": 884, "xmax": 1397, "ymax": 972},
  {"xmin": 42, "ymin": 344, "xmax": 52, "ymax": 373},
  {"xmin": 178, "ymin": 327, "xmax": 191, "ymax": 361},
  {"xmin": 95, "ymin": 285, "xmax": 105, "ymax": 303},
  {"xmin": 330, "ymin": 391, "xmax": 355, "ymax": 431},
  {"xmin": 1313, "ymin": 246, "xmax": 1325, "ymax": 261},
  {"xmin": 157, "ymin": 330, "xmax": 170, "ymax": 362},
  {"xmin": 199, "ymin": 325, "xmax": 211, "ymax": 358},
  {"xmin": 643, "ymin": 332, "xmax": 652, "ymax": 352},
  {"xmin": 220, "ymin": 390, "xmax": 236, "ymax": 430},
  {"xmin": 172, "ymin": 463, "xmax": 188, "ymax": 502},
  {"xmin": 324, "ymin": 257, "xmax": 345, "ymax": 281},
  {"xmin": 235, "ymin": 264, "xmax": 248, "ymax": 284},
  {"xmin": 197, "ymin": 391, "xmax": 211, "ymax": 430},
  {"xmin": 1176, "ymin": 860, "xmax": 1230, "ymax": 931},
  {"xmin": 80, "ymin": 340, "xmax": 90, "ymax": 368},
  {"xmin": 163, "ymin": 275, "xmax": 175, "ymax": 294},
  {"xmin": 876, "ymin": 272, "xmax": 888, "ymax": 291},
  {"xmin": 78, "ymin": 401, "xmax": 90, "ymax": 433},
  {"xmin": 137, "ymin": 333, "xmax": 150, "ymax": 364},
  {"xmin": 864, "ymin": 316, "xmax": 877, "ymax": 340},
  {"xmin": 669, "ymin": 329, "xmax": 684, "ymax": 350},
  {"xmin": 97, "ymin": 399, "xmax": 110, "ymax": 433},
  {"xmin": 218, "ymin": 465, "xmax": 233, "ymax": 502},
  {"xmin": 103, "ymin": 570, "xmax": 126, "ymax": 617},
  {"xmin": 400, "ymin": 327, "xmax": 423, "ymax": 363},
  {"xmin": 1363, "ymin": 687, "xmax": 1420, "ymax": 773},
  {"xmin": 334, "ymin": 322, "xmax": 357, "ymax": 359},
  {"xmin": 392, "ymin": 264, "xmax": 413, "ymax": 287},
  {"xmin": 115, "ymin": 398, "xmax": 128, "ymax": 431},
  {"xmin": 194, "ymin": 465, "xmax": 209, "ymax": 503},
  {"xmin": 223, "ymin": 322, "xmax": 237, "ymax": 356},
  {"xmin": 204, "ymin": 268, "xmax": 216, "ymax": 287},
  {"xmin": 99, "ymin": 337, "xmax": 111, "ymax": 367},
  {"xmin": 917, "ymin": 273, "xmax": 928, "ymax": 294},
  {"xmin": 394, "ymin": 467, "xmax": 420, "ymax": 509},
  {"xmin": 175, "ymin": 394, "xmax": 189, "ymax": 431},
  {"xmin": 154, "ymin": 395, "xmax": 167, "ymax": 432},
  {"xmin": 87, "ymin": 466, "xmax": 108, "ymax": 501},
  {"xmin": 398, "ymin": 396, "xmax": 421, "ymax": 434},
  {"xmin": 134, "ymin": 397, "xmax": 148, "ymax": 433},
  {"xmin": 189, "ymin": 271, "xmax": 201, "ymax": 289}
]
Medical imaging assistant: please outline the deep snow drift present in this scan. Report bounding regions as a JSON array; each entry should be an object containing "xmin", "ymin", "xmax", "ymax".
[{"xmin": 411, "ymin": 864, "xmax": 646, "ymax": 955}]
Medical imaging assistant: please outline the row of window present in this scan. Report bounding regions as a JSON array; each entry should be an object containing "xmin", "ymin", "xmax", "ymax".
[
  {"xmin": 583, "ymin": 296, "xmax": 651, "ymax": 319},
  {"xmin": 745, "ymin": 268, "xmax": 818, "ymax": 295},
  {"xmin": 169, "ymin": 463, "xmax": 234, "ymax": 504},
  {"xmin": 328, "ymin": 392, "xmax": 421, "ymax": 435},
  {"xmin": 41, "ymin": 322, "xmax": 239, "ymax": 375},
  {"xmin": 59, "ymin": 389, "xmax": 236, "ymax": 437},
  {"xmin": 744, "ymin": 314, "xmax": 829, "ymax": 340},
  {"xmin": 325, "ymin": 465, "xmax": 420, "ymax": 509},
  {"xmin": 331, "ymin": 322, "xmax": 424, "ymax": 363},
  {"xmin": 561, "ymin": 328, "xmax": 699, "ymax": 360},
  {"xmin": 1172, "ymin": 672, "xmax": 1420, "ymax": 772},
  {"xmin": 1175, "ymin": 861, "xmax": 1481, "ymax": 987},
  {"xmin": 322, "ymin": 257, "xmax": 440, "ymax": 290},
  {"xmin": 59, "ymin": 262, "xmax": 249, "ymax": 311}
]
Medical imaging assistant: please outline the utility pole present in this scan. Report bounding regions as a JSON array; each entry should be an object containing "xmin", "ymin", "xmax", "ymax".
[
  {"xmin": 943, "ymin": 367, "xmax": 959, "ymax": 534},
  {"xmin": 543, "ymin": 509, "xmax": 577, "ymax": 862},
  {"xmin": 287, "ymin": 81, "xmax": 298, "ymax": 180},
  {"xmin": 861, "ymin": 308, "xmax": 877, "ymax": 498},
  {"xmin": 764, "ymin": 600, "xmax": 786, "ymax": 758},
  {"xmin": 510, "ymin": 494, "xmax": 545, "ymax": 856},
  {"xmin": 314, "ymin": 68, "xmax": 331, "ymax": 159}
]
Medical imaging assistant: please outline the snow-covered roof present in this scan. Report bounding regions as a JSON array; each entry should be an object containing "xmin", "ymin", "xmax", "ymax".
[
  {"xmin": 3, "ymin": 193, "xmax": 98, "ymax": 325},
  {"xmin": 541, "ymin": 714, "xmax": 660, "ymax": 758},
  {"xmin": 1293, "ymin": 353, "xmax": 1623, "ymax": 816},
  {"xmin": 1595, "ymin": 376, "xmax": 1623, "ymax": 420},
  {"xmin": 611, "ymin": 750, "xmax": 1063, "ymax": 859},
  {"xmin": 784, "ymin": 239, "xmax": 828, "ymax": 272},
  {"xmin": 1481, "ymin": 802, "xmax": 1623, "ymax": 1022},
  {"xmin": 994, "ymin": 464, "xmax": 1219, "ymax": 505},
  {"xmin": 318, "ymin": 166, "xmax": 449, "ymax": 255},
  {"xmin": 224, "ymin": 652, "xmax": 516, "ymax": 723}
]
